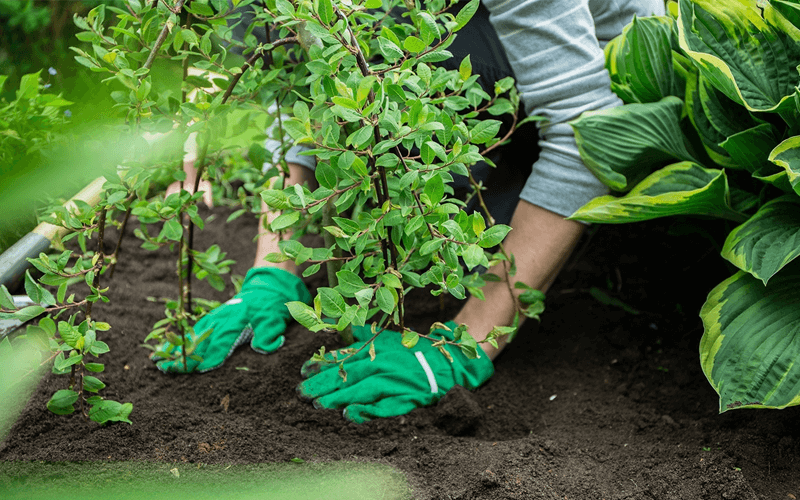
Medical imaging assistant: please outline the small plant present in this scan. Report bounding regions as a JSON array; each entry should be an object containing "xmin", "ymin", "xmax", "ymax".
[{"xmin": 0, "ymin": 184, "xmax": 133, "ymax": 424}]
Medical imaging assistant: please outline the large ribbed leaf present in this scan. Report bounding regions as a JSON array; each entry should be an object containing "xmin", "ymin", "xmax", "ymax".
[
  {"xmin": 696, "ymin": 73, "xmax": 756, "ymax": 138},
  {"xmin": 700, "ymin": 262, "xmax": 800, "ymax": 412},
  {"xmin": 769, "ymin": 135, "xmax": 800, "ymax": 196},
  {"xmin": 570, "ymin": 96, "xmax": 698, "ymax": 192},
  {"xmin": 605, "ymin": 16, "xmax": 684, "ymax": 103},
  {"xmin": 677, "ymin": 0, "xmax": 800, "ymax": 113},
  {"xmin": 720, "ymin": 123, "xmax": 780, "ymax": 172},
  {"xmin": 763, "ymin": 0, "xmax": 800, "ymax": 41},
  {"xmin": 721, "ymin": 196, "xmax": 800, "ymax": 284},
  {"xmin": 570, "ymin": 162, "xmax": 746, "ymax": 223},
  {"xmin": 685, "ymin": 72, "xmax": 735, "ymax": 167}
]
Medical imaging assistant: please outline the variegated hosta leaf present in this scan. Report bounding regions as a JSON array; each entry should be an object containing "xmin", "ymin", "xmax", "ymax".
[
  {"xmin": 720, "ymin": 123, "xmax": 780, "ymax": 172},
  {"xmin": 696, "ymin": 72, "xmax": 757, "ymax": 139},
  {"xmin": 763, "ymin": 0, "xmax": 800, "ymax": 42},
  {"xmin": 677, "ymin": 0, "xmax": 800, "ymax": 113},
  {"xmin": 753, "ymin": 168, "xmax": 793, "ymax": 194},
  {"xmin": 721, "ymin": 196, "xmax": 800, "ymax": 284},
  {"xmin": 700, "ymin": 263, "xmax": 800, "ymax": 412},
  {"xmin": 685, "ymin": 71, "xmax": 735, "ymax": 167},
  {"xmin": 769, "ymin": 135, "xmax": 800, "ymax": 196},
  {"xmin": 605, "ymin": 16, "xmax": 684, "ymax": 103},
  {"xmin": 569, "ymin": 162, "xmax": 745, "ymax": 223},
  {"xmin": 570, "ymin": 96, "xmax": 698, "ymax": 192}
]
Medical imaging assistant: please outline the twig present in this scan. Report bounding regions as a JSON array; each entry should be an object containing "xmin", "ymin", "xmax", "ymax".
[
  {"xmin": 143, "ymin": 0, "xmax": 187, "ymax": 70},
  {"xmin": 220, "ymin": 37, "xmax": 298, "ymax": 104},
  {"xmin": 108, "ymin": 206, "xmax": 132, "ymax": 279}
]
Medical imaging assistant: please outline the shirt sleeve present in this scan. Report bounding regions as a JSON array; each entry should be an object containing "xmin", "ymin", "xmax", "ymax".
[{"xmin": 481, "ymin": 0, "xmax": 623, "ymax": 218}]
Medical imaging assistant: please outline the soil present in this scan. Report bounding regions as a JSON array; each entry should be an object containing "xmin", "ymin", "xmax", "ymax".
[{"xmin": 1, "ymin": 206, "xmax": 798, "ymax": 500}]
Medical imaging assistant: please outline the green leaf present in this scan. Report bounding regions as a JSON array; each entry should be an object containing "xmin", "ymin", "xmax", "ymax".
[
  {"xmin": 58, "ymin": 322, "xmax": 82, "ymax": 349},
  {"xmin": 424, "ymin": 174, "xmax": 444, "ymax": 206},
  {"xmin": 88, "ymin": 399, "xmax": 133, "ymax": 424},
  {"xmin": 376, "ymin": 287, "xmax": 395, "ymax": 314},
  {"xmin": 721, "ymin": 196, "xmax": 800, "ymax": 285},
  {"xmin": 89, "ymin": 340, "xmax": 110, "ymax": 356},
  {"xmin": 472, "ymin": 212, "xmax": 485, "ymax": 236},
  {"xmin": 677, "ymin": 0, "xmax": 800, "ymax": 113},
  {"xmin": 17, "ymin": 71, "xmax": 41, "ymax": 100},
  {"xmin": 454, "ymin": 0, "xmax": 479, "ymax": 32},
  {"xmin": 336, "ymin": 270, "xmax": 367, "ymax": 297},
  {"xmin": 570, "ymin": 96, "xmax": 698, "ymax": 192},
  {"xmin": 469, "ymin": 119, "xmax": 502, "ymax": 144},
  {"xmin": 55, "ymin": 353, "xmax": 83, "ymax": 371},
  {"xmin": 420, "ymin": 238, "xmax": 444, "ymax": 256},
  {"xmin": 0, "ymin": 285, "xmax": 14, "ymax": 309},
  {"xmin": 261, "ymin": 189, "xmax": 293, "ymax": 210},
  {"xmin": 720, "ymin": 123, "xmax": 780, "ymax": 173},
  {"xmin": 24, "ymin": 270, "xmax": 52, "ymax": 306},
  {"xmin": 403, "ymin": 36, "xmax": 426, "ymax": 53},
  {"xmin": 605, "ymin": 16, "xmax": 684, "ymax": 103},
  {"xmin": 462, "ymin": 244, "xmax": 485, "ymax": 272},
  {"xmin": 316, "ymin": 0, "xmax": 334, "ymax": 25},
  {"xmin": 315, "ymin": 162, "xmax": 337, "ymax": 189},
  {"xmin": 478, "ymin": 225, "xmax": 511, "ymax": 248},
  {"xmin": 458, "ymin": 55, "xmax": 472, "ymax": 81},
  {"xmin": 318, "ymin": 288, "xmax": 347, "ymax": 319},
  {"xmin": 160, "ymin": 217, "xmax": 183, "ymax": 241},
  {"xmin": 769, "ymin": 135, "xmax": 800, "ymax": 197},
  {"xmin": 378, "ymin": 37, "xmax": 403, "ymax": 61},
  {"xmin": 569, "ymin": 162, "xmax": 745, "ymax": 224},
  {"xmin": 401, "ymin": 330, "xmax": 419, "ymax": 349},
  {"xmin": 286, "ymin": 301, "xmax": 325, "ymax": 331},
  {"xmin": 47, "ymin": 389, "xmax": 78, "ymax": 415},
  {"xmin": 418, "ymin": 12, "xmax": 439, "ymax": 45},
  {"xmin": 181, "ymin": 29, "xmax": 199, "ymax": 47},
  {"xmin": 700, "ymin": 262, "xmax": 800, "ymax": 412},
  {"xmin": 270, "ymin": 211, "xmax": 301, "ymax": 231},
  {"xmin": 83, "ymin": 375, "xmax": 106, "ymax": 393},
  {"xmin": 346, "ymin": 126, "xmax": 373, "ymax": 149}
]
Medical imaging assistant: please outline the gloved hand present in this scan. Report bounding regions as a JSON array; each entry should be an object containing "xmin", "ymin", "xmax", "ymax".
[
  {"xmin": 155, "ymin": 267, "xmax": 311, "ymax": 373},
  {"xmin": 297, "ymin": 321, "xmax": 494, "ymax": 423}
]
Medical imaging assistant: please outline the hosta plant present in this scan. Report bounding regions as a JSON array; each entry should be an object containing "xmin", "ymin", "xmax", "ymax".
[{"xmin": 569, "ymin": 0, "xmax": 800, "ymax": 412}]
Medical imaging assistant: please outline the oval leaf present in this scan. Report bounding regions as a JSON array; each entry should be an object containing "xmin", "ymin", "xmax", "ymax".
[
  {"xmin": 569, "ymin": 162, "xmax": 745, "ymax": 224},
  {"xmin": 721, "ymin": 196, "xmax": 800, "ymax": 284},
  {"xmin": 700, "ymin": 262, "xmax": 800, "ymax": 412}
]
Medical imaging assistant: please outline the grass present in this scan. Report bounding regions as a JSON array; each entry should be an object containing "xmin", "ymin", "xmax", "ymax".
[{"xmin": 0, "ymin": 461, "xmax": 412, "ymax": 500}]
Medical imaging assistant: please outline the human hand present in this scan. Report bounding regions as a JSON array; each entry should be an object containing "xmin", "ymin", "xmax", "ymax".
[
  {"xmin": 297, "ymin": 321, "xmax": 494, "ymax": 423},
  {"xmin": 154, "ymin": 267, "xmax": 311, "ymax": 373}
]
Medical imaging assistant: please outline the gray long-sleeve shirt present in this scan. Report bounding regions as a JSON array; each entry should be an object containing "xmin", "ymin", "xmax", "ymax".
[{"xmin": 286, "ymin": 0, "xmax": 665, "ymax": 217}]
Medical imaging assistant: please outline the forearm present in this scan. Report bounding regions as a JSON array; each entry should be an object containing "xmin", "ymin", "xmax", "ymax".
[
  {"xmin": 254, "ymin": 162, "xmax": 317, "ymax": 273},
  {"xmin": 453, "ymin": 200, "xmax": 585, "ymax": 360}
]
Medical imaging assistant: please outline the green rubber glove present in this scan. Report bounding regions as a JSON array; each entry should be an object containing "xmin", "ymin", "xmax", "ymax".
[
  {"xmin": 155, "ymin": 267, "xmax": 311, "ymax": 373},
  {"xmin": 297, "ymin": 321, "xmax": 494, "ymax": 423}
]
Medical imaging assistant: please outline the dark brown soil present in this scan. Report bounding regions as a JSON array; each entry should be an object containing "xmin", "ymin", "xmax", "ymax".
[{"xmin": 2, "ymin": 207, "xmax": 798, "ymax": 499}]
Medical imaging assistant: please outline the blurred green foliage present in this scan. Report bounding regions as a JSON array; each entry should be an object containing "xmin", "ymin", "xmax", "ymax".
[{"xmin": 0, "ymin": 0, "xmax": 127, "ymax": 86}]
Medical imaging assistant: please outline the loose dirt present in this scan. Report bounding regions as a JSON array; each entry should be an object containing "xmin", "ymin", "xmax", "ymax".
[{"xmin": 2, "ymin": 207, "xmax": 797, "ymax": 499}]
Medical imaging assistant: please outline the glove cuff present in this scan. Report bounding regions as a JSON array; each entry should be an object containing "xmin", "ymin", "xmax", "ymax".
[{"xmin": 243, "ymin": 267, "xmax": 312, "ymax": 304}]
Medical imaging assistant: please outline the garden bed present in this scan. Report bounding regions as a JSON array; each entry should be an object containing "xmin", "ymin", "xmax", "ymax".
[{"xmin": 1, "ymin": 206, "xmax": 798, "ymax": 499}]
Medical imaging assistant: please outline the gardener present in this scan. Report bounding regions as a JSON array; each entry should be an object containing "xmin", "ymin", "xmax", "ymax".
[{"xmin": 157, "ymin": 0, "xmax": 665, "ymax": 423}]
